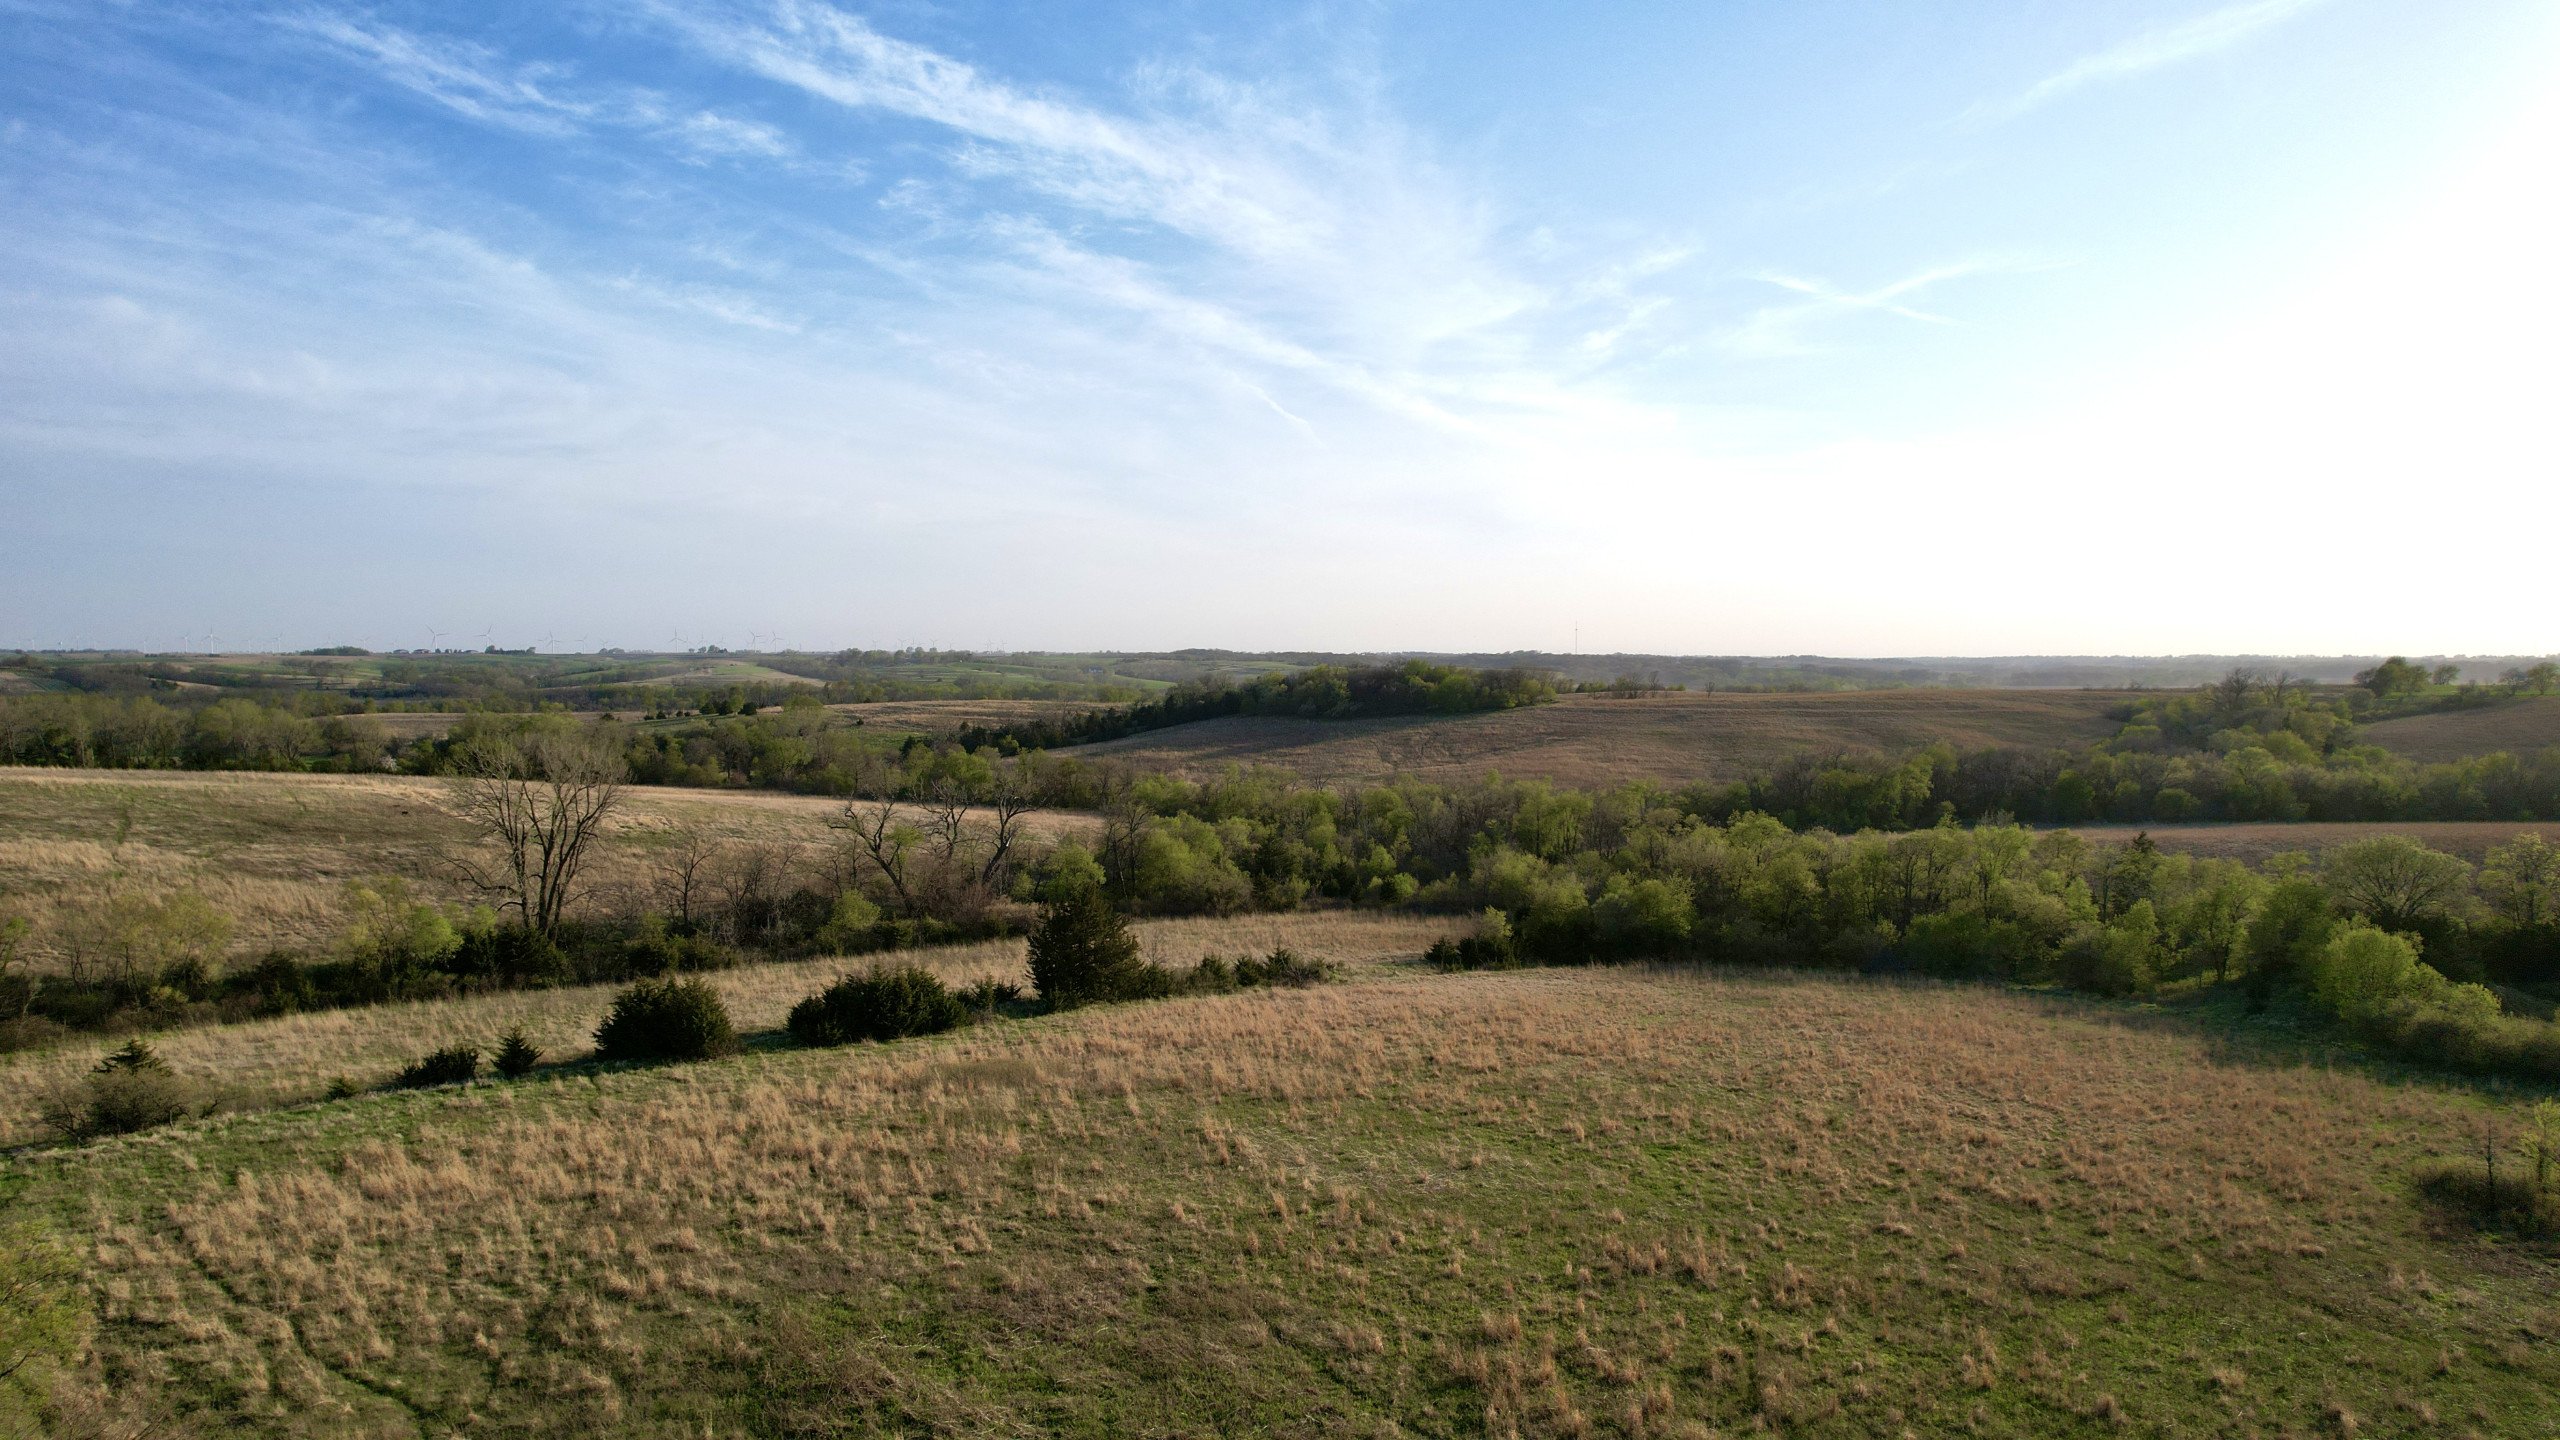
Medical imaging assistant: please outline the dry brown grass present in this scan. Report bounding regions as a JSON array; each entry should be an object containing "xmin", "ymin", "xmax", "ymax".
[
  {"xmin": 0, "ymin": 911, "xmax": 1461, "ymax": 1146},
  {"xmin": 1080, "ymin": 688, "xmax": 2133, "ymax": 787},
  {"xmin": 21, "ymin": 964, "xmax": 2557, "ymax": 1435},
  {"xmin": 828, "ymin": 697, "xmax": 1100, "ymax": 734},
  {"xmin": 0, "ymin": 768, "xmax": 1097, "ymax": 967},
  {"xmin": 2070, "ymin": 820, "xmax": 2560, "ymax": 864},
  {"xmin": 2361, "ymin": 697, "xmax": 2560, "ymax": 764}
]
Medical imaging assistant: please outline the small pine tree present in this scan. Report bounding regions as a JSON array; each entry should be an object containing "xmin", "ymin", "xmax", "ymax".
[
  {"xmin": 1026, "ymin": 884, "xmax": 1145, "ymax": 1010},
  {"xmin": 493, "ymin": 1026, "xmax": 542, "ymax": 1078},
  {"xmin": 95, "ymin": 1039, "xmax": 168, "ymax": 1075}
]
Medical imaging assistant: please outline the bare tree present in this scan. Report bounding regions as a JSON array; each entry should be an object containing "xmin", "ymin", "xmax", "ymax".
[
  {"xmin": 653, "ymin": 827, "xmax": 723, "ymax": 928},
  {"xmin": 979, "ymin": 763, "xmax": 1040, "ymax": 889},
  {"xmin": 718, "ymin": 841, "xmax": 800, "ymax": 950},
  {"xmin": 446, "ymin": 729, "xmax": 625, "ymax": 937},
  {"xmin": 835, "ymin": 792, "xmax": 920, "ymax": 917}
]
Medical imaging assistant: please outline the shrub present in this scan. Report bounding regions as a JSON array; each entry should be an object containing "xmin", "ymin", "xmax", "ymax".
[
  {"xmin": 1027, "ymin": 886, "xmax": 1148, "ymax": 1010},
  {"xmin": 41, "ymin": 1040, "xmax": 199, "ymax": 1138},
  {"xmin": 811, "ymin": 891, "xmax": 885, "ymax": 953},
  {"xmin": 594, "ymin": 977, "xmax": 738, "ymax": 1062},
  {"xmin": 788, "ymin": 966, "xmax": 968, "ymax": 1047},
  {"xmin": 957, "ymin": 978, "xmax": 1025, "ymax": 1014},
  {"xmin": 493, "ymin": 1026, "xmax": 541, "ymax": 1078},
  {"xmin": 1427, "ymin": 910, "xmax": 1522, "ymax": 971},
  {"xmin": 394, "ymin": 1044, "xmax": 480, "ymax": 1089},
  {"xmin": 1235, "ymin": 946, "xmax": 1332, "ymax": 988}
]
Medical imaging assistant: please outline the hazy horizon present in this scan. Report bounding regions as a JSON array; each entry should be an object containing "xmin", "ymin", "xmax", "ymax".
[{"xmin": 7, "ymin": 1, "xmax": 2557, "ymax": 654}]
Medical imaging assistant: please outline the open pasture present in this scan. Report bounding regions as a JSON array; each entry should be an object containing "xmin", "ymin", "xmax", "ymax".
[
  {"xmin": 1078, "ymin": 688, "xmax": 2135, "ymax": 788},
  {"xmin": 0, "ymin": 769, "xmax": 1095, "ymax": 964},
  {"xmin": 14, "ymin": 962, "xmax": 2556, "ymax": 1436},
  {"xmin": 0, "ymin": 911, "xmax": 1459, "ymax": 1147}
]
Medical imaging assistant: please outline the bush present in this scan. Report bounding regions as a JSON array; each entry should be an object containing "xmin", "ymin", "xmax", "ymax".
[
  {"xmin": 957, "ymin": 978, "xmax": 1026, "ymax": 1014},
  {"xmin": 493, "ymin": 1026, "xmax": 541, "ymax": 1077},
  {"xmin": 393, "ymin": 1044, "xmax": 480, "ymax": 1089},
  {"xmin": 1426, "ymin": 910, "xmax": 1522, "ymax": 971},
  {"xmin": 1234, "ymin": 946, "xmax": 1332, "ymax": 988},
  {"xmin": 787, "ymin": 966, "xmax": 968, "ymax": 1047},
  {"xmin": 1027, "ymin": 886, "xmax": 1148, "ymax": 1009},
  {"xmin": 40, "ymin": 1040, "xmax": 199, "ymax": 1139},
  {"xmin": 594, "ymin": 977, "xmax": 738, "ymax": 1062}
]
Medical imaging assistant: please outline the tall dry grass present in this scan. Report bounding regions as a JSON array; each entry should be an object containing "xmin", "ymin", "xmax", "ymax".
[
  {"xmin": 0, "ymin": 767, "xmax": 1097, "ymax": 966},
  {"xmin": 27, "ymin": 963, "xmax": 2557, "ymax": 1435},
  {"xmin": 0, "ymin": 911, "xmax": 1459, "ymax": 1145}
]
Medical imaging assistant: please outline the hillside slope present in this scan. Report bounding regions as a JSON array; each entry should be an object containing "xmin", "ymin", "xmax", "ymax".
[
  {"xmin": 1080, "ymin": 688, "xmax": 2133, "ymax": 787},
  {"xmin": 2361, "ymin": 696, "xmax": 2560, "ymax": 764},
  {"xmin": 16, "ymin": 964, "xmax": 2554, "ymax": 1436}
]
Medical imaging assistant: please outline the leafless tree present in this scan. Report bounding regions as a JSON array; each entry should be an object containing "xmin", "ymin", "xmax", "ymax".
[
  {"xmin": 653, "ymin": 827, "xmax": 723, "ymax": 928},
  {"xmin": 835, "ymin": 792, "xmax": 920, "ymax": 917},
  {"xmin": 719, "ymin": 841, "xmax": 800, "ymax": 949},
  {"xmin": 446, "ymin": 729, "xmax": 625, "ymax": 937},
  {"xmin": 979, "ymin": 763, "xmax": 1040, "ymax": 889}
]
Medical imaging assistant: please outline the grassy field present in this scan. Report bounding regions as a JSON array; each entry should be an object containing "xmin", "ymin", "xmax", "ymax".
[
  {"xmin": 0, "ymin": 769, "xmax": 1095, "ymax": 965},
  {"xmin": 1078, "ymin": 689, "xmax": 2134, "ymax": 788},
  {"xmin": 10, "ymin": 953, "xmax": 2556, "ymax": 1436},
  {"xmin": 2362, "ymin": 698, "xmax": 2560, "ymax": 764},
  {"xmin": 0, "ymin": 911, "xmax": 1461, "ymax": 1148}
]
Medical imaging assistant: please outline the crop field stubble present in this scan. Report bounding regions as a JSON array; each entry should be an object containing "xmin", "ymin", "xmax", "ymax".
[
  {"xmin": 15, "ymin": 961, "xmax": 2560, "ymax": 1437},
  {"xmin": 1075, "ymin": 689, "xmax": 2136, "ymax": 788},
  {"xmin": 2360, "ymin": 697, "xmax": 2560, "ymax": 765}
]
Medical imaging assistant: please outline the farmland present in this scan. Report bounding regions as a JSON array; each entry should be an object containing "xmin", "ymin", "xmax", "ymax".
[
  {"xmin": 13, "ymin": 956, "xmax": 2558, "ymax": 1436},
  {"xmin": 2363, "ymin": 697, "xmax": 2560, "ymax": 764},
  {"xmin": 1079, "ymin": 688, "xmax": 2135, "ymax": 788}
]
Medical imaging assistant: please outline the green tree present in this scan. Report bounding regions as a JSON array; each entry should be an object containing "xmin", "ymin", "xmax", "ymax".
[
  {"xmin": 1026, "ymin": 884, "xmax": 1146, "ymax": 1010},
  {"xmin": 2353, "ymin": 656, "xmax": 2430, "ymax": 698},
  {"xmin": 2305, "ymin": 922, "xmax": 2448, "ymax": 1025},
  {"xmin": 2480, "ymin": 834, "xmax": 2560, "ymax": 929},
  {"xmin": 2242, "ymin": 877, "xmax": 2336, "ymax": 1006},
  {"xmin": 2322, "ymin": 836, "xmax": 2471, "ymax": 933}
]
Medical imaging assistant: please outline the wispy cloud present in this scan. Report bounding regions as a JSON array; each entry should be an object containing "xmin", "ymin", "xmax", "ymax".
[
  {"xmin": 282, "ymin": 13, "xmax": 599, "ymax": 135},
  {"xmin": 1714, "ymin": 262, "xmax": 2010, "ymax": 358},
  {"xmin": 1972, "ymin": 0, "xmax": 2332, "ymax": 126}
]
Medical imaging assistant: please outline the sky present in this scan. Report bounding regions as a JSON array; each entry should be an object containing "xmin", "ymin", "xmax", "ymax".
[{"xmin": 3, "ymin": 0, "xmax": 2556, "ymax": 657}]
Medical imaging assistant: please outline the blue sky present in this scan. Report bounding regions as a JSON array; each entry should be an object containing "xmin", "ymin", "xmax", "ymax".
[{"xmin": 4, "ymin": 0, "xmax": 2555, "ymax": 655}]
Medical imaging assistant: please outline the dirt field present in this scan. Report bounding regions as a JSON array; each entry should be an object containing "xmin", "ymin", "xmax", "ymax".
[
  {"xmin": 2070, "ymin": 820, "xmax": 2560, "ymax": 863},
  {"xmin": 2360, "ymin": 696, "xmax": 2560, "ymax": 763},
  {"xmin": 1081, "ymin": 689, "xmax": 2135, "ymax": 787},
  {"xmin": 0, "ymin": 769, "xmax": 1095, "ymax": 964}
]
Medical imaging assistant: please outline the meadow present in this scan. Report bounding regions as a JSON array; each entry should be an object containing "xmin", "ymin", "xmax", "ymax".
[
  {"xmin": 0, "ymin": 911, "xmax": 1455, "ymax": 1147},
  {"xmin": 13, "ymin": 956, "xmax": 2558, "ymax": 1436},
  {"xmin": 1078, "ymin": 689, "xmax": 2133, "ymax": 788},
  {"xmin": 0, "ymin": 769, "xmax": 1095, "ymax": 963}
]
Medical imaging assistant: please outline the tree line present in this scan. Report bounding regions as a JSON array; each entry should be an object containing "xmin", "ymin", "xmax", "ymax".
[{"xmin": 951, "ymin": 660, "xmax": 1557, "ymax": 753}]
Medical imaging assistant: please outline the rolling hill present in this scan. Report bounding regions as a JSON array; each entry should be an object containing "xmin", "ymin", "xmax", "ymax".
[
  {"xmin": 2361, "ymin": 696, "xmax": 2560, "ymax": 764},
  {"xmin": 1077, "ymin": 689, "xmax": 2136, "ymax": 788}
]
